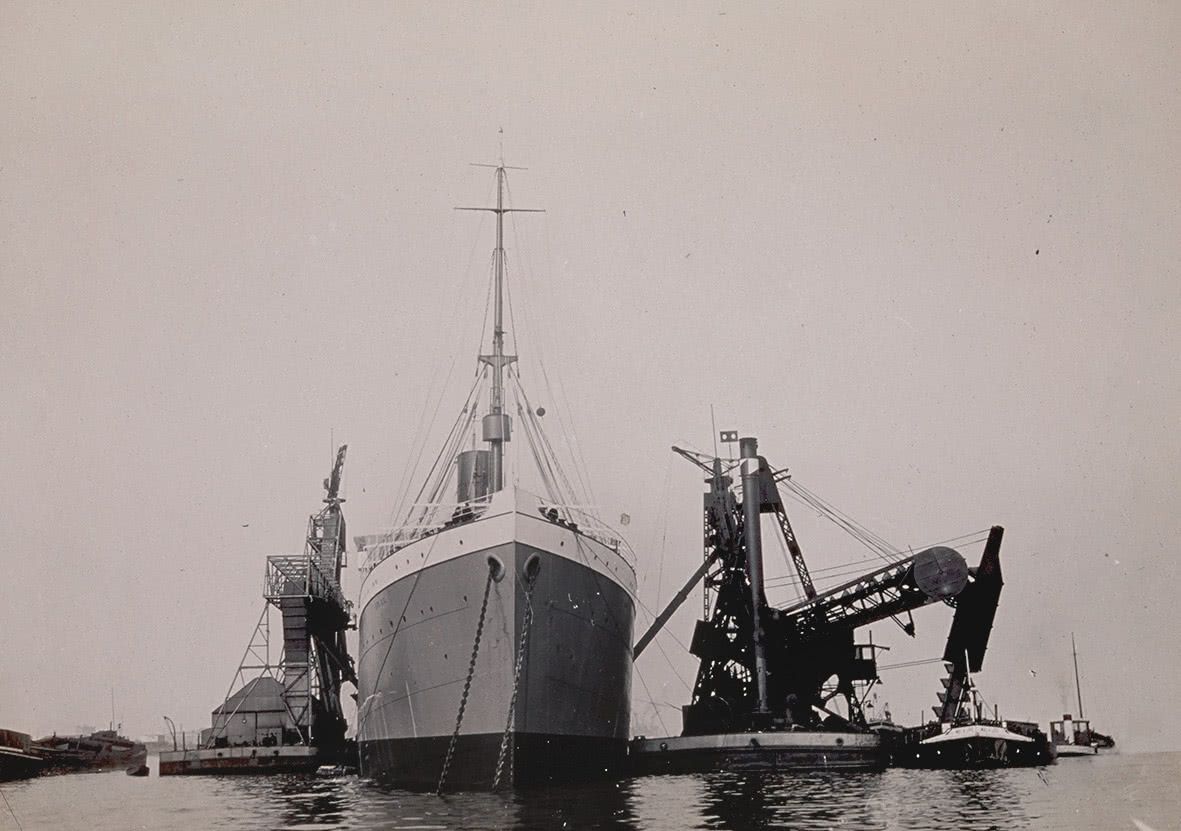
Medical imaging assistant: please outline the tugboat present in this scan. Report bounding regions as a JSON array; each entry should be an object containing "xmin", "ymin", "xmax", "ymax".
[
  {"xmin": 0, "ymin": 729, "xmax": 45, "ymax": 781},
  {"xmin": 630, "ymin": 434, "xmax": 1001, "ymax": 774},
  {"xmin": 1049, "ymin": 633, "xmax": 1115, "ymax": 757}
]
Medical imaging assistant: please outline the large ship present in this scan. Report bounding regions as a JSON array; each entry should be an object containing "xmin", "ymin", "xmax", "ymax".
[
  {"xmin": 355, "ymin": 165, "xmax": 636, "ymax": 790},
  {"xmin": 0, "ymin": 729, "xmax": 44, "ymax": 781}
]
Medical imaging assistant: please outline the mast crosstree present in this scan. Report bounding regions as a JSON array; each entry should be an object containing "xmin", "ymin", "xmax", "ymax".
[{"xmin": 456, "ymin": 164, "xmax": 543, "ymax": 494}]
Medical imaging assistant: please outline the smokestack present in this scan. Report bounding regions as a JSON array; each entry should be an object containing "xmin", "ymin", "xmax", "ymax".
[{"xmin": 740, "ymin": 436, "xmax": 770, "ymax": 714}]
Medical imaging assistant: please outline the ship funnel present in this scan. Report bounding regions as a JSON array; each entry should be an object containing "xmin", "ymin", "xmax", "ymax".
[
  {"xmin": 739, "ymin": 435, "xmax": 770, "ymax": 714},
  {"xmin": 457, "ymin": 449, "xmax": 491, "ymax": 503}
]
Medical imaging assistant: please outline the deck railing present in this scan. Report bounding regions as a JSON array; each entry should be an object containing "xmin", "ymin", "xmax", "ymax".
[{"xmin": 264, "ymin": 551, "xmax": 346, "ymax": 610}]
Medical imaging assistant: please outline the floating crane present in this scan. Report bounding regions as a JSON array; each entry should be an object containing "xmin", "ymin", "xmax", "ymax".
[{"xmin": 632, "ymin": 435, "xmax": 1004, "ymax": 772}]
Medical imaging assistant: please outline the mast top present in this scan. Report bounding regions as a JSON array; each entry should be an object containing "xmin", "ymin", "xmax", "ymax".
[{"xmin": 454, "ymin": 165, "xmax": 544, "ymax": 493}]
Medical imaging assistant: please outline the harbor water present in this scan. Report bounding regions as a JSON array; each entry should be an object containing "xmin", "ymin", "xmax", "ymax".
[{"xmin": 1, "ymin": 751, "xmax": 1176, "ymax": 830}]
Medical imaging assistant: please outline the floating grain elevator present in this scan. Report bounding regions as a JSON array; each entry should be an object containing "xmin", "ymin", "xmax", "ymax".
[{"xmin": 160, "ymin": 446, "xmax": 356, "ymax": 775}]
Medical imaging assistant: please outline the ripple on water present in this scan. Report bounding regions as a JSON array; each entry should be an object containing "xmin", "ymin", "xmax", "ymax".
[{"xmin": 1, "ymin": 752, "xmax": 1178, "ymax": 830}]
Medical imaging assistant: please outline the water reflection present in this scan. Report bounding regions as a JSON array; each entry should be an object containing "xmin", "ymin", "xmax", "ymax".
[
  {"xmin": 697, "ymin": 770, "xmax": 889, "ymax": 831},
  {"xmin": 10, "ymin": 755, "xmax": 1175, "ymax": 830},
  {"xmin": 512, "ymin": 779, "xmax": 638, "ymax": 829},
  {"xmin": 134, "ymin": 764, "xmax": 1046, "ymax": 830},
  {"xmin": 898, "ymin": 769, "xmax": 1034, "ymax": 829}
]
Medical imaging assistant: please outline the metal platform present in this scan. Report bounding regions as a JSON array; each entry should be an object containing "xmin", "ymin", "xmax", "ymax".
[{"xmin": 159, "ymin": 745, "xmax": 319, "ymax": 775}]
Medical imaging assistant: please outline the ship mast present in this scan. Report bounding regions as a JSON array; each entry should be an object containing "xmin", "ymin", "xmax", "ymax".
[
  {"xmin": 1072, "ymin": 631, "xmax": 1084, "ymax": 719},
  {"xmin": 458, "ymin": 164, "xmax": 542, "ymax": 494}
]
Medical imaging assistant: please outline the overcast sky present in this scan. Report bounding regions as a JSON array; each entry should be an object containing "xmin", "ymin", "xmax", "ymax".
[{"xmin": 2, "ymin": 2, "xmax": 1178, "ymax": 752}]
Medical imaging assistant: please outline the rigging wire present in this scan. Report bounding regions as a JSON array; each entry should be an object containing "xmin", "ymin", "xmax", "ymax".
[
  {"xmin": 385, "ymin": 353, "xmax": 461, "ymax": 535},
  {"xmin": 519, "ymin": 195, "xmax": 601, "ymax": 509},
  {"xmin": 652, "ymin": 451, "xmax": 675, "ymax": 607},
  {"xmin": 650, "ymin": 636, "xmax": 695, "ymax": 694},
  {"xmin": 780, "ymin": 478, "xmax": 900, "ymax": 561},
  {"xmin": 778, "ymin": 481, "xmax": 896, "ymax": 562},
  {"xmin": 502, "ymin": 185, "xmax": 599, "ymax": 516},
  {"xmin": 0, "ymin": 784, "xmax": 23, "ymax": 831},
  {"xmin": 390, "ymin": 373, "xmax": 486, "ymax": 547},
  {"xmin": 383, "ymin": 197, "xmax": 492, "ymax": 533},
  {"xmin": 877, "ymin": 657, "xmax": 946, "ymax": 672},
  {"xmin": 763, "ymin": 530, "xmax": 991, "ymax": 592},
  {"xmin": 509, "ymin": 370, "xmax": 587, "ymax": 515},
  {"xmin": 633, "ymin": 666, "xmax": 670, "ymax": 736},
  {"xmin": 475, "ymin": 249, "xmax": 497, "ymax": 360}
]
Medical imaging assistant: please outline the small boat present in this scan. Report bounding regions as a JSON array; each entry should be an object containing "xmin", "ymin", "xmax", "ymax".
[
  {"xmin": 33, "ymin": 729, "xmax": 147, "ymax": 774},
  {"xmin": 0, "ymin": 729, "xmax": 45, "ymax": 782},
  {"xmin": 126, "ymin": 763, "xmax": 149, "ymax": 777},
  {"xmin": 899, "ymin": 719, "xmax": 1056, "ymax": 768},
  {"xmin": 896, "ymin": 682, "xmax": 1056, "ymax": 770},
  {"xmin": 1049, "ymin": 633, "xmax": 1115, "ymax": 757}
]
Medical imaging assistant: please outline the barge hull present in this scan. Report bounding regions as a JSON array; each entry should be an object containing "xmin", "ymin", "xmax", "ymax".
[
  {"xmin": 159, "ymin": 746, "xmax": 319, "ymax": 775},
  {"xmin": 630, "ymin": 732, "xmax": 886, "ymax": 775},
  {"xmin": 360, "ymin": 732, "xmax": 623, "ymax": 790}
]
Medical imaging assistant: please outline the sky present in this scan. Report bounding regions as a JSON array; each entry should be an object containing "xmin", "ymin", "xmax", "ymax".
[{"xmin": 2, "ymin": 3, "xmax": 1179, "ymax": 753}]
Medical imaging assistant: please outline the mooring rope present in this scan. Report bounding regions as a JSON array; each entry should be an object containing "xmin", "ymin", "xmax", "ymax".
[
  {"xmin": 492, "ymin": 565, "xmax": 539, "ymax": 791},
  {"xmin": 436, "ymin": 563, "xmax": 496, "ymax": 796},
  {"xmin": 0, "ymin": 784, "xmax": 23, "ymax": 831}
]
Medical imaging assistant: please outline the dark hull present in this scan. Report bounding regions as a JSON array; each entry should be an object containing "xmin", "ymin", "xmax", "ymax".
[
  {"xmin": 0, "ymin": 747, "xmax": 45, "ymax": 781},
  {"xmin": 357, "ymin": 532, "xmax": 634, "ymax": 790},
  {"xmin": 159, "ymin": 748, "xmax": 320, "ymax": 776},
  {"xmin": 361, "ymin": 732, "xmax": 625, "ymax": 790},
  {"xmin": 630, "ymin": 732, "xmax": 886, "ymax": 776},
  {"xmin": 34, "ymin": 732, "xmax": 147, "ymax": 774},
  {"xmin": 898, "ymin": 736, "xmax": 1055, "ymax": 768}
]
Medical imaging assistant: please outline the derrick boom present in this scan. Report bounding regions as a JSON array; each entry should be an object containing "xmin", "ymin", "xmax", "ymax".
[{"xmin": 773, "ymin": 545, "xmax": 969, "ymax": 641}]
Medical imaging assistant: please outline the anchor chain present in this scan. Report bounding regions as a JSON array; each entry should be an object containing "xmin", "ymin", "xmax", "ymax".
[
  {"xmin": 492, "ymin": 565, "xmax": 539, "ymax": 791},
  {"xmin": 436, "ymin": 564, "xmax": 496, "ymax": 795}
]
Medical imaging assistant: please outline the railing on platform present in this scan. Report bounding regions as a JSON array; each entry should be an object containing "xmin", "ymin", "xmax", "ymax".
[{"xmin": 264, "ymin": 551, "xmax": 346, "ymax": 611}]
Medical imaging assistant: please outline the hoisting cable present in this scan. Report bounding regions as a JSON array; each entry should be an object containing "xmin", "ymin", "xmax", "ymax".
[
  {"xmin": 778, "ymin": 480, "xmax": 897, "ymax": 562},
  {"xmin": 437, "ymin": 560, "xmax": 498, "ymax": 795},
  {"xmin": 492, "ymin": 562, "xmax": 540, "ymax": 791}
]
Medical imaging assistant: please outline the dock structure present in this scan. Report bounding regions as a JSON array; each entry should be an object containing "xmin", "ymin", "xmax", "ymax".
[{"xmin": 161, "ymin": 447, "xmax": 356, "ymax": 775}]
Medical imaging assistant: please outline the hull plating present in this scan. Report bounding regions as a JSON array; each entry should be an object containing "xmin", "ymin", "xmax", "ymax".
[{"xmin": 357, "ymin": 517, "xmax": 634, "ymax": 789}]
